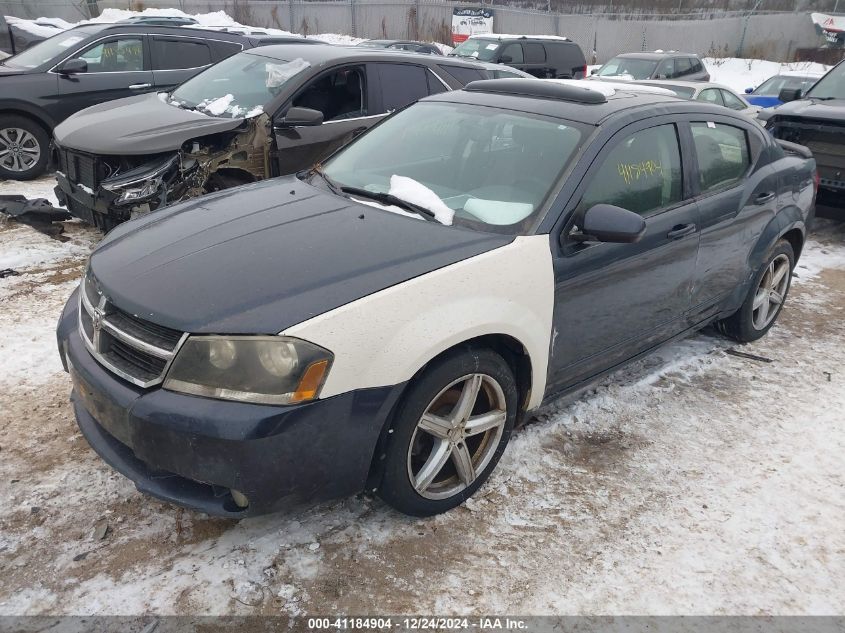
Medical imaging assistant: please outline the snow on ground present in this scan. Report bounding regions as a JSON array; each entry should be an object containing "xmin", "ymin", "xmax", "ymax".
[
  {"xmin": 0, "ymin": 176, "xmax": 844, "ymax": 616},
  {"xmin": 704, "ymin": 57, "xmax": 830, "ymax": 94}
]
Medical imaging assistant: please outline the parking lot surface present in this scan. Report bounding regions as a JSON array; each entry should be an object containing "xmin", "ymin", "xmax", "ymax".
[{"xmin": 1, "ymin": 177, "xmax": 843, "ymax": 615}]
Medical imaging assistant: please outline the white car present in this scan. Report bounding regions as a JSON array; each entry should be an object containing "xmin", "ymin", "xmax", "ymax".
[{"xmin": 636, "ymin": 80, "xmax": 760, "ymax": 117}]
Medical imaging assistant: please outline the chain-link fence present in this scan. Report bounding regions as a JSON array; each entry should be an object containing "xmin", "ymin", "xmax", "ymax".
[{"xmin": 1, "ymin": 0, "xmax": 834, "ymax": 62}]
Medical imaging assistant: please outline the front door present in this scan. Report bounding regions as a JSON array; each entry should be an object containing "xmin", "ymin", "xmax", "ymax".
[
  {"xmin": 273, "ymin": 64, "xmax": 378, "ymax": 175},
  {"xmin": 547, "ymin": 121, "xmax": 701, "ymax": 393},
  {"xmin": 56, "ymin": 36, "xmax": 154, "ymax": 121}
]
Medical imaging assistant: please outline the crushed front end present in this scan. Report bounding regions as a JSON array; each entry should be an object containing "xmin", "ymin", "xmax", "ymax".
[
  {"xmin": 54, "ymin": 116, "xmax": 271, "ymax": 232},
  {"xmin": 767, "ymin": 116, "xmax": 845, "ymax": 197}
]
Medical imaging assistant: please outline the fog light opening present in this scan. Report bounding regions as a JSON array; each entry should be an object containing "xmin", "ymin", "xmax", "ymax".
[{"xmin": 230, "ymin": 489, "xmax": 250, "ymax": 509}]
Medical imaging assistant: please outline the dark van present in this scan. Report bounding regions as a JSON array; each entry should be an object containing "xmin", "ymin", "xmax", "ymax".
[{"xmin": 449, "ymin": 35, "xmax": 586, "ymax": 79}]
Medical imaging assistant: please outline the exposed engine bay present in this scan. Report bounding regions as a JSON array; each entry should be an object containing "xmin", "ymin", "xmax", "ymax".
[{"xmin": 54, "ymin": 114, "xmax": 272, "ymax": 231}]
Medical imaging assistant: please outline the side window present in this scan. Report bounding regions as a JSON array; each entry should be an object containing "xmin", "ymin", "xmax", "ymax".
[
  {"xmin": 292, "ymin": 65, "xmax": 367, "ymax": 121},
  {"xmin": 426, "ymin": 69, "xmax": 448, "ymax": 95},
  {"xmin": 675, "ymin": 57, "xmax": 693, "ymax": 77},
  {"xmin": 79, "ymin": 37, "xmax": 144, "ymax": 72},
  {"xmin": 579, "ymin": 124, "xmax": 683, "ymax": 217},
  {"xmin": 690, "ymin": 58, "xmax": 703, "ymax": 73},
  {"xmin": 151, "ymin": 38, "xmax": 212, "ymax": 70},
  {"xmin": 500, "ymin": 43, "xmax": 523, "ymax": 64},
  {"xmin": 696, "ymin": 88, "xmax": 724, "ymax": 106},
  {"xmin": 376, "ymin": 63, "xmax": 429, "ymax": 112},
  {"xmin": 438, "ymin": 64, "xmax": 486, "ymax": 86},
  {"xmin": 720, "ymin": 90, "xmax": 746, "ymax": 111},
  {"xmin": 523, "ymin": 42, "xmax": 546, "ymax": 64},
  {"xmin": 690, "ymin": 122, "xmax": 750, "ymax": 193},
  {"xmin": 212, "ymin": 41, "xmax": 242, "ymax": 62},
  {"xmin": 656, "ymin": 58, "xmax": 674, "ymax": 79}
]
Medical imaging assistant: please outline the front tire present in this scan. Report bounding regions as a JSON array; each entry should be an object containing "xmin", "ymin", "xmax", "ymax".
[
  {"xmin": 378, "ymin": 348, "xmax": 517, "ymax": 516},
  {"xmin": 0, "ymin": 115, "xmax": 49, "ymax": 180},
  {"xmin": 718, "ymin": 240, "xmax": 794, "ymax": 342}
]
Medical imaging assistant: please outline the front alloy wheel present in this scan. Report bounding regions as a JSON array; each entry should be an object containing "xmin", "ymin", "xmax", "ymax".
[
  {"xmin": 409, "ymin": 373, "xmax": 507, "ymax": 499},
  {"xmin": 0, "ymin": 116, "xmax": 49, "ymax": 180},
  {"xmin": 378, "ymin": 348, "xmax": 517, "ymax": 516}
]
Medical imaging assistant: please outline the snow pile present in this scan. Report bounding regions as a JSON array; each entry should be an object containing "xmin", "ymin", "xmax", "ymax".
[
  {"xmin": 3, "ymin": 16, "xmax": 68, "ymax": 38},
  {"xmin": 389, "ymin": 175, "xmax": 454, "ymax": 225},
  {"xmin": 198, "ymin": 94, "xmax": 235, "ymax": 116},
  {"xmin": 704, "ymin": 57, "xmax": 830, "ymax": 93}
]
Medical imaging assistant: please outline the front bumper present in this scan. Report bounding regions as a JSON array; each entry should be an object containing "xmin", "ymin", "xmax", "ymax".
[{"xmin": 58, "ymin": 289, "xmax": 403, "ymax": 517}]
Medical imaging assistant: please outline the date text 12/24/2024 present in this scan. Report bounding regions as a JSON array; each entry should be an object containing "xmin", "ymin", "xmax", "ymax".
[{"xmin": 308, "ymin": 618, "xmax": 529, "ymax": 630}]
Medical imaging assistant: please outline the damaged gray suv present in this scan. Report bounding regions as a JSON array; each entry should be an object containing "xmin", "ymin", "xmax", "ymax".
[{"xmin": 53, "ymin": 43, "xmax": 489, "ymax": 230}]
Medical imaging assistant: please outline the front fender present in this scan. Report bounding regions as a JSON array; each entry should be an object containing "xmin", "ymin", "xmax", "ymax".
[{"xmin": 283, "ymin": 235, "xmax": 554, "ymax": 410}]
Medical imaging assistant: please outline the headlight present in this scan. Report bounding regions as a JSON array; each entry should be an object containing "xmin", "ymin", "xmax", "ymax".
[
  {"xmin": 101, "ymin": 154, "xmax": 178, "ymax": 205},
  {"xmin": 110, "ymin": 177, "xmax": 164, "ymax": 204},
  {"xmin": 163, "ymin": 336, "xmax": 332, "ymax": 405}
]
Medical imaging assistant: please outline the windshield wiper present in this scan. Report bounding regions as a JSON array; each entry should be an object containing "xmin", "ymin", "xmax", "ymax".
[
  {"xmin": 309, "ymin": 165, "xmax": 341, "ymax": 195},
  {"xmin": 340, "ymin": 185, "xmax": 438, "ymax": 222}
]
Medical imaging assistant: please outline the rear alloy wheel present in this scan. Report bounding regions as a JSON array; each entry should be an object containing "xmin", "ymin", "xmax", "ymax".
[
  {"xmin": 378, "ymin": 349, "xmax": 517, "ymax": 516},
  {"xmin": 718, "ymin": 240, "xmax": 795, "ymax": 342},
  {"xmin": 0, "ymin": 116, "xmax": 49, "ymax": 180}
]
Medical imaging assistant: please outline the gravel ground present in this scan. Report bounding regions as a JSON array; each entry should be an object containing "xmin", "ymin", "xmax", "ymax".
[{"xmin": 0, "ymin": 176, "xmax": 843, "ymax": 615}]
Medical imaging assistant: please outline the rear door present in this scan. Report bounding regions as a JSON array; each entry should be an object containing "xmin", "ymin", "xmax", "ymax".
[
  {"xmin": 685, "ymin": 117, "xmax": 779, "ymax": 319},
  {"xmin": 150, "ymin": 36, "xmax": 216, "ymax": 91},
  {"xmin": 56, "ymin": 35, "xmax": 153, "ymax": 121},
  {"xmin": 548, "ymin": 120, "xmax": 700, "ymax": 392}
]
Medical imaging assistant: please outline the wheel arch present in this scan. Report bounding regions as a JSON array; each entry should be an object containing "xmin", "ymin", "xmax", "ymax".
[
  {"xmin": 0, "ymin": 104, "xmax": 56, "ymax": 135},
  {"xmin": 363, "ymin": 331, "xmax": 533, "ymax": 493}
]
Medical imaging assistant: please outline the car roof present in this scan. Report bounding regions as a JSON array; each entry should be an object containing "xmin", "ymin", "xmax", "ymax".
[
  {"xmin": 66, "ymin": 22, "xmax": 304, "ymax": 42},
  {"xmin": 423, "ymin": 78, "xmax": 732, "ymax": 126},
  {"xmin": 614, "ymin": 51, "xmax": 697, "ymax": 60},
  {"xmin": 243, "ymin": 43, "xmax": 482, "ymax": 66},
  {"xmin": 469, "ymin": 34, "xmax": 572, "ymax": 42},
  {"xmin": 638, "ymin": 79, "xmax": 738, "ymax": 92}
]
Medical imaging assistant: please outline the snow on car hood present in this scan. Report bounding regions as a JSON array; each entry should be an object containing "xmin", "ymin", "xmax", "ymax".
[
  {"xmin": 53, "ymin": 91, "xmax": 247, "ymax": 155},
  {"xmin": 89, "ymin": 177, "xmax": 511, "ymax": 334}
]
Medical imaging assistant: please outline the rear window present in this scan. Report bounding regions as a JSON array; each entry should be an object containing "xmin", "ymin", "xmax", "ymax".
[
  {"xmin": 523, "ymin": 42, "xmax": 545, "ymax": 63},
  {"xmin": 690, "ymin": 122, "xmax": 750, "ymax": 193},
  {"xmin": 152, "ymin": 38, "xmax": 212, "ymax": 70},
  {"xmin": 439, "ymin": 64, "xmax": 486, "ymax": 85}
]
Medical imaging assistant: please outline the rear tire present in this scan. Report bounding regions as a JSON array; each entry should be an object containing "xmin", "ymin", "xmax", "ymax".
[
  {"xmin": 0, "ymin": 115, "xmax": 49, "ymax": 180},
  {"xmin": 378, "ymin": 348, "xmax": 517, "ymax": 517},
  {"xmin": 717, "ymin": 240, "xmax": 794, "ymax": 343}
]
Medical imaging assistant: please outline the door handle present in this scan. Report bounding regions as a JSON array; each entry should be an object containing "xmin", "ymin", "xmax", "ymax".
[
  {"xmin": 754, "ymin": 192, "xmax": 776, "ymax": 205},
  {"xmin": 667, "ymin": 223, "xmax": 696, "ymax": 240},
  {"xmin": 128, "ymin": 83, "xmax": 152, "ymax": 90}
]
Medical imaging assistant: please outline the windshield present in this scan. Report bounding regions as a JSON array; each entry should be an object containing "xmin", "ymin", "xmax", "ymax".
[
  {"xmin": 802, "ymin": 64, "xmax": 843, "ymax": 100},
  {"xmin": 169, "ymin": 53, "xmax": 311, "ymax": 118},
  {"xmin": 450, "ymin": 39, "xmax": 500, "ymax": 61},
  {"xmin": 597, "ymin": 57, "xmax": 659, "ymax": 80},
  {"xmin": 321, "ymin": 101, "xmax": 585, "ymax": 234},
  {"xmin": 3, "ymin": 29, "xmax": 97, "ymax": 69},
  {"xmin": 754, "ymin": 75, "xmax": 819, "ymax": 96}
]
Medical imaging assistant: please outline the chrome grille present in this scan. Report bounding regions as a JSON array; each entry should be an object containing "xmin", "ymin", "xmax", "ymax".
[{"xmin": 78, "ymin": 272, "xmax": 187, "ymax": 387}]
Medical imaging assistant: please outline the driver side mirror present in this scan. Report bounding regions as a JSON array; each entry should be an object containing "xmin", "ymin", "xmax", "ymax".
[
  {"xmin": 778, "ymin": 87, "xmax": 802, "ymax": 103},
  {"xmin": 590, "ymin": 68, "xmax": 599, "ymax": 75},
  {"xmin": 499, "ymin": 55, "xmax": 512, "ymax": 64},
  {"xmin": 278, "ymin": 106, "xmax": 324, "ymax": 128},
  {"xmin": 744, "ymin": 87, "xmax": 754, "ymax": 94},
  {"xmin": 57, "ymin": 58, "xmax": 88, "ymax": 75},
  {"xmin": 572, "ymin": 204, "xmax": 646, "ymax": 244}
]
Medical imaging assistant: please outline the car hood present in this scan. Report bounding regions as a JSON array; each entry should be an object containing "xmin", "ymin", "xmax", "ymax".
[
  {"xmin": 53, "ymin": 92, "xmax": 246, "ymax": 155},
  {"xmin": 89, "ymin": 177, "xmax": 512, "ymax": 334},
  {"xmin": 760, "ymin": 97, "xmax": 845, "ymax": 122}
]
